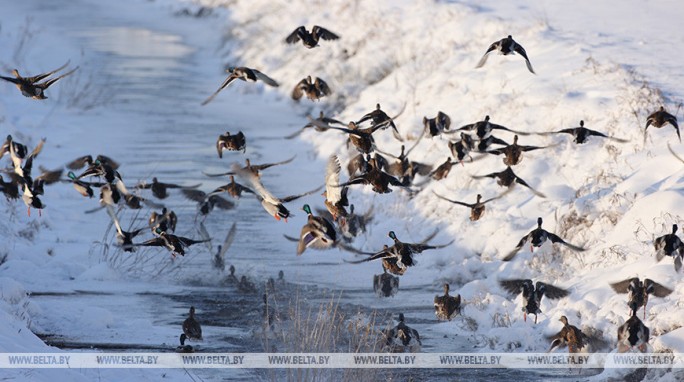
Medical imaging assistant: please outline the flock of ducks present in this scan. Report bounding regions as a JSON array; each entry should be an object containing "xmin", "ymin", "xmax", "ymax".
[{"xmin": 1, "ymin": 17, "xmax": 682, "ymax": 358}]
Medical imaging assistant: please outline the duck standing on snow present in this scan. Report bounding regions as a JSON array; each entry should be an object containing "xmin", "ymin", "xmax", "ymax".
[
  {"xmin": 499, "ymin": 279, "xmax": 569, "ymax": 324},
  {"xmin": 0, "ymin": 61, "xmax": 79, "ymax": 99},
  {"xmin": 201, "ymin": 66, "xmax": 279, "ymax": 105},
  {"xmin": 383, "ymin": 313, "xmax": 421, "ymax": 352},
  {"xmin": 475, "ymin": 35, "xmax": 535, "ymax": 74},
  {"xmin": 544, "ymin": 120, "xmax": 628, "ymax": 144},
  {"xmin": 645, "ymin": 106, "xmax": 680, "ymax": 142},
  {"xmin": 610, "ymin": 277, "xmax": 673, "ymax": 318},
  {"xmin": 285, "ymin": 25, "xmax": 339, "ymax": 48},
  {"xmin": 216, "ymin": 131, "xmax": 246, "ymax": 157},
  {"xmin": 291, "ymin": 76, "xmax": 332, "ymax": 101},
  {"xmin": 183, "ymin": 306, "xmax": 203, "ymax": 341},
  {"xmin": 472, "ymin": 166, "xmax": 546, "ymax": 198},
  {"xmin": 503, "ymin": 217, "xmax": 585, "ymax": 261},
  {"xmin": 374, "ymin": 264, "xmax": 400, "ymax": 298},
  {"xmin": 617, "ymin": 315, "xmax": 650, "ymax": 353},
  {"xmin": 432, "ymin": 191, "xmax": 508, "ymax": 221},
  {"xmin": 434, "ymin": 283, "xmax": 461, "ymax": 321},
  {"xmin": 654, "ymin": 224, "xmax": 684, "ymax": 272}
]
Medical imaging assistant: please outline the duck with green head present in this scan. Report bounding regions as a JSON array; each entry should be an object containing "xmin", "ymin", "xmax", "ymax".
[{"xmin": 297, "ymin": 204, "xmax": 337, "ymax": 255}]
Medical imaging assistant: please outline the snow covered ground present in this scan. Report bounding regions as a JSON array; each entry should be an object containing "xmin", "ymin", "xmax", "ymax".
[{"xmin": 1, "ymin": 0, "xmax": 684, "ymax": 380}]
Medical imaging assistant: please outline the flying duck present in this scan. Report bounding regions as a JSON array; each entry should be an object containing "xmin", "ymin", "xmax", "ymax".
[
  {"xmin": 232, "ymin": 163, "xmax": 321, "ymax": 221},
  {"xmin": 212, "ymin": 223, "xmax": 237, "ymax": 272},
  {"xmin": 476, "ymin": 135, "xmax": 509, "ymax": 152},
  {"xmin": 357, "ymin": 103, "xmax": 405, "ymax": 142},
  {"xmin": 106, "ymin": 206, "xmax": 144, "ymax": 252},
  {"xmin": 645, "ymin": 106, "xmax": 679, "ymax": 142},
  {"xmin": 448, "ymin": 133, "xmax": 476, "ymax": 163},
  {"xmin": 383, "ymin": 313, "xmax": 421, "ymax": 352},
  {"xmin": 201, "ymin": 66, "xmax": 279, "ymax": 105},
  {"xmin": 176, "ymin": 334, "xmax": 194, "ymax": 353},
  {"xmin": 0, "ymin": 61, "xmax": 79, "ymax": 99},
  {"xmin": 427, "ymin": 157, "xmax": 459, "ymax": 181},
  {"xmin": 617, "ymin": 316, "xmax": 649, "ymax": 353},
  {"xmin": 423, "ymin": 111, "xmax": 452, "ymax": 137},
  {"xmin": 503, "ymin": 217, "xmax": 585, "ymax": 261},
  {"xmin": 432, "ymin": 191, "xmax": 508, "ymax": 221},
  {"xmin": 610, "ymin": 277, "xmax": 673, "ymax": 318},
  {"xmin": 338, "ymin": 156, "xmax": 410, "ymax": 194},
  {"xmin": 338, "ymin": 204, "xmax": 374, "ymax": 242},
  {"xmin": 0, "ymin": 135, "xmax": 29, "ymax": 169},
  {"xmin": 548, "ymin": 316, "xmax": 586, "ymax": 353},
  {"xmin": 347, "ymin": 152, "xmax": 389, "ymax": 177},
  {"xmin": 378, "ymin": 142, "xmax": 432, "ymax": 186},
  {"xmin": 486, "ymin": 135, "xmax": 550, "ymax": 166},
  {"xmin": 203, "ymin": 156, "xmax": 295, "ymax": 178},
  {"xmin": 457, "ymin": 115, "xmax": 529, "ymax": 139},
  {"xmin": 476, "ymin": 35, "xmax": 535, "ymax": 74},
  {"xmin": 434, "ymin": 283, "xmax": 461, "ymax": 321},
  {"xmin": 499, "ymin": 279, "xmax": 569, "ymax": 324},
  {"xmin": 296, "ymin": 204, "xmax": 337, "ymax": 255},
  {"xmin": 210, "ymin": 175, "xmax": 255, "ymax": 199},
  {"xmin": 135, "ymin": 177, "xmax": 199, "ymax": 199},
  {"xmin": 77, "ymin": 159, "xmax": 121, "ymax": 184},
  {"xmin": 309, "ymin": 117, "xmax": 392, "ymax": 154},
  {"xmin": 149, "ymin": 207, "xmax": 178, "ymax": 234},
  {"xmin": 66, "ymin": 154, "xmax": 120, "ymax": 171},
  {"xmin": 654, "ymin": 224, "xmax": 683, "ymax": 272},
  {"xmin": 216, "ymin": 131, "xmax": 246, "ymax": 157},
  {"xmin": 136, "ymin": 229, "xmax": 209, "ymax": 257},
  {"xmin": 182, "ymin": 189, "xmax": 235, "ymax": 216},
  {"xmin": 285, "ymin": 111, "xmax": 345, "ymax": 139},
  {"xmin": 285, "ymin": 25, "xmax": 339, "ymax": 48},
  {"xmin": 346, "ymin": 230, "xmax": 452, "ymax": 275},
  {"xmin": 323, "ymin": 155, "xmax": 349, "ymax": 223},
  {"xmin": 292, "ymin": 76, "xmax": 332, "ymax": 101},
  {"xmin": 373, "ymin": 264, "xmax": 400, "ymax": 298},
  {"xmin": 472, "ymin": 166, "xmax": 545, "ymax": 198},
  {"xmin": 545, "ymin": 120, "xmax": 628, "ymax": 144},
  {"xmin": 183, "ymin": 306, "xmax": 203, "ymax": 341}
]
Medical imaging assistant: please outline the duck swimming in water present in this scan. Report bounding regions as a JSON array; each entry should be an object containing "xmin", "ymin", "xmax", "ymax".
[{"xmin": 383, "ymin": 313, "xmax": 421, "ymax": 352}]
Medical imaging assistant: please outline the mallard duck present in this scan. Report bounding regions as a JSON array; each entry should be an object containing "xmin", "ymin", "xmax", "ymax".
[
  {"xmin": 610, "ymin": 277, "xmax": 673, "ymax": 318},
  {"xmin": 77, "ymin": 159, "xmax": 121, "ymax": 184},
  {"xmin": 340, "ymin": 204, "xmax": 374, "ymax": 242},
  {"xmin": 423, "ymin": 111, "xmax": 451, "ymax": 137},
  {"xmin": 383, "ymin": 313, "xmax": 421, "ymax": 352},
  {"xmin": 548, "ymin": 316, "xmax": 586, "ymax": 353},
  {"xmin": 475, "ymin": 35, "xmax": 535, "ymax": 74},
  {"xmin": 544, "ymin": 120, "xmax": 628, "ymax": 144},
  {"xmin": 432, "ymin": 191, "xmax": 508, "ymax": 221},
  {"xmin": 472, "ymin": 166, "xmax": 546, "ymax": 198},
  {"xmin": 105, "ymin": 206, "xmax": 144, "ymax": 252},
  {"xmin": 203, "ymin": 156, "xmax": 296, "ymax": 178},
  {"xmin": 292, "ymin": 76, "xmax": 332, "ymax": 101},
  {"xmin": 503, "ymin": 217, "xmax": 585, "ymax": 261},
  {"xmin": 476, "ymin": 135, "xmax": 509, "ymax": 152},
  {"xmin": 346, "ymin": 230, "xmax": 452, "ymax": 275},
  {"xmin": 149, "ymin": 207, "xmax": 178, "ymax": 234},
  {"xmin": 426, "ymin": 157, "xmax": 459, "ymax": 181},
  {"xmin": 10, "ymin": 138, "xmax": 45, "ymax": 181},
  {"xmin": 357, "ymin": 103, "xmax": 405, "ymax": 142},
  {"xmin": 285, "ymin": 111, "xmax": 345, "ymax": 139},
  {"xmin": 98, "ymin": 183, "xmax": 121, "ymax": 207},
  {"xmin": 486, "ymin": 135, "xmax": 550, "ymax": 166},
  {"xmin": 339, "ymin": 156, "xmax": 410, "ymax": 194},
  {"xmin": 135, "ymin": 177, "xmax": 199, "ymax": 200},
  {"xmin": 211, "ymin": 175, "xmax": 255, "ymax": 199},
  {"xmin": 233, "ymin": 164, "xmax": 321, "ymax": 221},
  {"xmin": 373, "ymin": 264, "xmax": 400, "ymax": 297},
  {"xmin": 183, "ymin": 306, "xmax": 203, "ymax": 340},
  {"xmin": 448, "ymin": 133, "xmax": 476, "ymax": 163},
  {"xmin": 182, "ymin": 189, "xmax": 235, "ymax": 216},
  {"xmin": 285, "ymin": 25, "xmax": 339, "ymax": 48},
  {"xmin": 226, "ymin": 265, "xmax": 238, "ymax": 283},
  {"xmin": 296, "ymin": 204, "xmax": 337, "ymax": 255},
  {"xmin": 434, "ymin": 283, "xmax": 461, "ymax": 321},
  {"xmin": 347, "ymin": 153, "xmax": 388, "ymax": 177},
  {"xmin": 617, "ymin": 316, "xmax": 649, "ymax": 353},
  {"xmin": 0, "ymin": 135, "xmax": 27, "ymax": 168},
  {"xmin": 201, "ymin": 66, "xmax": 279, "ymax": 105},
  {"xmin": 216, "ymin": 131, "xmax": 246, "ymax": 157},
  {"xmin": 645, "ymin": 106, "xmax": 679, "ymax": 142},
  {"xmin": 66, "ymin": 154, "xmax": 119, "ymax": 171},
  {"xmin": 457, "ymin": 115, "xmax": 529, "ymax": 139},
  {"xmin": 238, "ymin": 275, "xmax": 257, "ymax": 294},
  {"xmin": 499, "ymin": 279, "xmax": 569, "ymax": 323},
  {"xmin": 176, "ymin": 333, "xmax": 194, "ymax": 353},
  {"xmin": 136, "ymin": 229, "xmax": 209, "ymax": 257},
  {"xmin": 309, "ymin": 117, "xmax": 390, "ymax": 154},
  {"xmin": 212, "ymin": 223, "xmax": 237, "ymax": 271},
  {"xmin": 378, "ymin": 139, "xmax": 432, "ymax": 186},
  {"xmin": 0, "ymin": 61, "xmax": 79, "ymax": 99},
  {"xmin": 323, "ymin": 155, "xmax": 349, "ymax": 222},
  {"xmin": 20, "ymin": 182, "xmax": 45, "ymax": 217},
  {"xmin": 654, "ymin": 224, "xmax": 684, "ymax": 271}
]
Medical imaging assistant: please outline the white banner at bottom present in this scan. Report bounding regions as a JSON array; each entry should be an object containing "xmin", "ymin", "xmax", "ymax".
[{"xmin": 0, "ymin": 353, "xmax": 681, "ymax": 369}]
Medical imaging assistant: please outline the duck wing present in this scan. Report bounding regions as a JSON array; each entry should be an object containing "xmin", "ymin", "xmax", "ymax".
[
  {"xmin": 251, "ymin": 155, "xmax": 296, "ymax": 171},
  {"xmin": 312, "ymin": 25, "xmax": 339, "ymax": 41},
  {"xmin": 489, "ymin": 123, "xmax": 530, "ymax": 136},
  {"xmin": 201, "ymin": 73, "xmax": 237, "ymax": 105},
  {"xmin": 325, "ymin": 155, "xmax": 344, "ymax": 204},
  {"xmin": 475, "ymin": 42, "xmax": 498, "ymax": 68},
  {"xmin": 610, "ymin": 278, "xmax": 638, "ymax": 294},
  {"xmin": 177, "ymin": 235, "xmax": 210, "ymax": 247},
  {"xmin": 645, "ymin": 278, "xmax": 674, "ymax": 297},
  {"xmin": 232, "ymin": 164, "xmax": 281, "ymax": 205},
  {"xmin": 0, "ymin": 75, "xmax": 21, "ymax": 85},
  {"xmin": 314, "ymin": 77, "xmax": 332, "ymax": 95},
  {"xmin": 514, "ymin": 176, "xmax": 546, "ymax": 198},
  {"xmin": 285, "ymin": 26, "xmax": 306, "ymax": 44},
  {"xmin": 38, "ymin": 66, "xmax": 79, "ymax": 89},
  {"xmin": 23, "ymin": 61, "xmax": 71, "ymax": 83},
  {"xmin": 182, "ymin": 189, "xmax": 208, "ymax": 203},
  {"xmin": 502, "ymin": 233, "xmax": 531, "ymax": 261},
  {"xmin": 280, "ymin": 185, "xmax": 324, "ymax": 203},
  {"xmin": 136, "ymin": 237, "xmax": 166, "ymax": 247},
  {"xmin": 539, "ymin": 282, "xmax": 570, "ymax": 299},
  {"xmin": 546, "ymin": 232, "xmax": 585, "ymax": 251},
  {"xmin": 499, "ymin": 279, "xmax": 528, "ymax": 296},
  {"xmin": 252, "ymin": 69, "xmax": 279, "ymax": 87},
  {"xmin": 344, "ymin": 248, "xmax": 392, "ymax": 264},
  {"xmin": 208, "ymin": 194, "xmax": 235, "ymax": 210},
  {"xmin": 432, "ymin": 191, "xmax": 474, "ymax": 208},
  {"xmin": 513, "ymin": 43, "xmax": 535, "ymax": 74}
]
